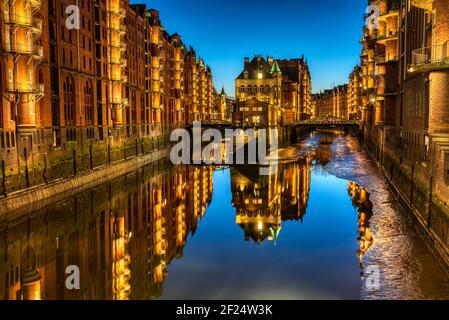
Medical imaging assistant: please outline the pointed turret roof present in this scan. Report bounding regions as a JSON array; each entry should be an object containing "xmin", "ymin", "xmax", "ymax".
[
  {"xmin": 221, "ymin": 86, "xmax": 226, "ymax": 95},
  {"xmin": 269, "ymin": 60, "xmax": 281, "ymax": 74}
]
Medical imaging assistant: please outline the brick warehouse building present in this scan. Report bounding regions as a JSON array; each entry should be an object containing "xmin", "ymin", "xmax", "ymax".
[
  {"xmin": 0, "ymin": 1, "xmax": 227, "ymax": 194},
  {"xmin": 358, "ymin": 0, "xmax": 449, "ymax": 265},
  {"xmin": 312, "ymin": 84, "xmax": 350, "ymax": 120},
  {"xmin": 234, "ymin": 55, "xmax": 312, "ymax": 127}
]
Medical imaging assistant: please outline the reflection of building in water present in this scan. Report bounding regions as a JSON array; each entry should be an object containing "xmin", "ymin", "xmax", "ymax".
[
  {"xmin": 112, "ymin": 213, "xmax": 131, "ymax": 300},
  {"xmin": 231, "ymin": 158, "xmax": 311, "ymax": 244},
  {"xmin": 0, "ymin": 162, "xmax": 214, "ymax": 300},
  {"xmin": 281, "ymin": 160, "xmax": 311, "ymax": 221},
  {"xmin": 315, "ymin": 142, "xmax": 332, "ymax": 165},
  {"xmin": 348, "ymin": 181, "xmax": 374, "ymax": 266},
  {"xmin": 314, "ymin": 132, "xmax": 335, "ymax": 165}
]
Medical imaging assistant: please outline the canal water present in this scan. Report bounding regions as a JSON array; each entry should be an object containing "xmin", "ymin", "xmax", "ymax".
[{"xmin": 1, "ymin": 131, "xmax": 448, "ymax": 300}]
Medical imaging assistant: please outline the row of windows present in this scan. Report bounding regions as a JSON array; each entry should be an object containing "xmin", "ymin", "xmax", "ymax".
[
  {"xmin": 61, "ymin": 48, "xmax": 93, "ymax": 70},
  {"xmin": 239, "ymin": 107, "xmax": 263, "ymax": 112},
  {"xmin": 61, "ymin": 27, "xmax": 93, "ymax": 51},
  {"xmin": 239, "ymin": 86, "xmax": 278, "ymax": 93}
]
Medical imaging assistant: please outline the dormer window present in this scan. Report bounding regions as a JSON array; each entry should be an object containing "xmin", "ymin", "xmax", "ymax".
[
  {"xmin": 244, "ymin": 70, "xmax": 249, "ymax": 79},
  {"xmin": 257, "ymin": 72, "xmax": 263, "ymax": 79}
]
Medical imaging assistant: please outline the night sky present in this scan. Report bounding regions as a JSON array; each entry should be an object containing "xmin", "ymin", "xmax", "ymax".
[{"xmin": 132, "ymin": 0, "xmax": 367, "ymax": 96}]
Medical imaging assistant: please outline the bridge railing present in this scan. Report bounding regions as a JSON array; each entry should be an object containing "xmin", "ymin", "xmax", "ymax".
[{"xmin": 297, "ymin": 118, "xmax": 359, "ymax": 125}]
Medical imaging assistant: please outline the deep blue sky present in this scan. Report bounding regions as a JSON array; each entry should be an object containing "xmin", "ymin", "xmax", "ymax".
[{"xmin": 132, "ymin": 0, "xmax": 366, "ymax": 96}]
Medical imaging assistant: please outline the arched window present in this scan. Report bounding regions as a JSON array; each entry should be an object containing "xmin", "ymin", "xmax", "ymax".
[
  {"xmin": 64, "ymin": 76, "xmax": 76, "ymax": 125},
  {"xmin": 140, "ymin": 94, "xmax": 145, "ymax": 124},
  {"xmin": 247, "ymin": 86, "xmax": 252, "ymax": 93},
  {"xmin": 274, "ymin": 86, "xmax": 279, "ymax": 100},
  {"xmin": 84, "ymin": 81, "xmax": 93, "ymax": 124},
  {"xmin": 266, "ymin": 85, "xmax": 270, "ymax": 93},
  {"xmin": 131, "ymin": 91, "xmax": 137, "ymax": 124},
  {"xmin": 240, "ymin": 86, "xmax": 245, "ymax": 93}
]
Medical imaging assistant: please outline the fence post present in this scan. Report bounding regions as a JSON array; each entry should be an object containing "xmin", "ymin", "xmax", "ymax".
[
  {"xmin": 1, "ymin": 160, "xmax": 6, "ymax": 196},
  {"xmin": 43, "ymin": 154, "xmax": 48, "ymax": 183},
  {"xmin": 410, "ymin": 164, "xmax": 415, "ymax": 205},
  {"xmin": 89, "ymin": 144, "xmax": 93, "ymax": 170},
  {"xmin": 427, "ymin": 176, "xmax": 433, "ymax": 229},
  {"xmin": 24, "ymin": 147, "xmax": 30, "ymax": 188},
  {"xmin": 73, "ymin": 148, "xmax": 77, "ymax": 176}
]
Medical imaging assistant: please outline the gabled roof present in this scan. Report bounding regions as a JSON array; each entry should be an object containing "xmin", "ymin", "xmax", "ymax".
[{"xmin": 236, "ymin": 56, "xmax": 275, "ymax": 80}]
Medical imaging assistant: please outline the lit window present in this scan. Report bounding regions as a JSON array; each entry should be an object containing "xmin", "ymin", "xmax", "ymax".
[{"xmin": 258, "ymin": 72, "xmax": 263, "ymax": 79}]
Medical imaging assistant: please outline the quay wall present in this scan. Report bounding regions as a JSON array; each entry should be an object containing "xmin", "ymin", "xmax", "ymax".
[
  {"xmin": 362, "ymin": 132, "xmax": 449, "ymax": 270},
  {"xmin": 0, "ymin": 134, "xmax": 171, "ymax": 215}
]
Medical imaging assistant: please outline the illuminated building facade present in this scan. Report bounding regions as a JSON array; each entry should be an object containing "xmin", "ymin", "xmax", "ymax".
[
  {"xmin": 347, "ymin": 66, "xmax": 362, "ymax": 120},
  {"xmin": 0, "ymin": 2, "xmax": 223, "ymax": 194},
  {"xmin": 278, "ymin": 57, "xmax": 312, "ymax": 122},
  {"xmin": 358, "ymin": 0, "xmax": 449, "ymax": 265},
  {"xmin": 360, "ymin": 0, "xmax": 400, "ymax": 154},
  {"xmin": 312, "ymin": 85, "xmax": 350, "ymax": 120},
  {"xmin": 312, "ymin": 90, "xmax": 333, "ymax": 118},
  {"xmin": 234, "ymin": 55, "xmax": 312, "ymax": 127}
]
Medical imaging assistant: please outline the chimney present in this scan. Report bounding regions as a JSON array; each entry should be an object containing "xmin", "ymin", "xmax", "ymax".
[
  {"xmin": 244, "ymin": 57, "xmax": 249, "ymax": 69},
  {"xmin": 267, "ymin": 56, "xmax": 273, "ymax": 65}
]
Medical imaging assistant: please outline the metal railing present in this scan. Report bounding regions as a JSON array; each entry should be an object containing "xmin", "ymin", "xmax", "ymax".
[
  {"xmin": 108, "ymin": 6, "xmax": 126, "ymax": 18},
  {"xmin": 3, "ymin": 42, "xmax": 43, "ymax": 57},
  {"xmin": 6, "ymin": 82, "xmax": 44, "ymax": 93},
  {"xmin": 28, "ymin": 0, "xmax": 41, "ymax": 8},
  {"xmin": 375, "ymin": 53, "xmax": 398, "ymax": 64},
  {"xmin": 3, "ymin": 14, "xmax": 43, "ymax": 30},
  {"xmin": 411, "ymin": 0, "xmax": 434, "ymax": 11},
  {"xmin": 377, "ymin": 28, "xmax": 399, "ymax": 41},
  {"xmin": 411, "ymin": 42, "xmax": 449, "ymax": 66},
  {"xmin": 109, "ymin": 40, "xmax": 126, "ymax": 49}
]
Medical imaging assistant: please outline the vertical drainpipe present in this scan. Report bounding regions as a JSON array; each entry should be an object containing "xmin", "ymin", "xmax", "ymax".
[{"xmin": 76, "ymin": 0, "xmax": 82, "ymax": 147}]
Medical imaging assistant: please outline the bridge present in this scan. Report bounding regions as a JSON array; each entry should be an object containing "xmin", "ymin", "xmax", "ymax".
[
  {"xmin": 185, "ymin": 117, "xmax": 359, "ymax": 131},
  {"xmin": 294, "ymin": 117, "xmax": 359, "ymax": 131},
  {"xmin": 181, "ymin": 118, "xmax": 360, "ymax": 165}
]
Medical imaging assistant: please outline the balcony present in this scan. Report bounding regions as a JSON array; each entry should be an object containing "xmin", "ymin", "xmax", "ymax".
[
  {"xmin": 3, "ymin": 43, "xmax": 43, "ymax": 58},
  {"xmin": 108, "ymin": 6, "xmax": 126, "ymax": 18},
  {"xmin": 110, "ymin": 97, "xmax": 128, "ymax": 106},
  {"xmin": 377, "ymin": 28, "xmax": 399, "ymax": 44},
  {"xmin": 411, "ymin": 0, "xmax": 434, "ymax": 11},
  {"xmin": 375, "ymin": 53, "xmax": 398, "ymax": 64},
  {"xmin": 110, "ymin": 73, "xmax": 127, "ymax": 82},
  {"xmin": 410, "ymin": 42, "xmax": 449, "ymax": 73},
  {"xmin": 378, "ymin": 10, "xmax": 399, "ymax": 22},
  {"xmin": 6, "ymin": 82, "xmax": 44, "ymax": 93},
  {"xmin": 3, "ymin": 14, "xmax": 43, "ymax": 31},
  {"xmin": 109, "ymin": 40, "xmax": 126, "ymax": 50},
  {"xmin": 28, "ymin": 0, "xmax": 41, "ymax": 9},
  {"xmin": 109, "ymin": 57, "xmax": 127, "ymax": 66}
]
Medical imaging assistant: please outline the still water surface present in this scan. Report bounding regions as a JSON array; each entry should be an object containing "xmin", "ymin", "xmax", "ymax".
[{"xmin": 1, "ymin": 132, "xmax": 448, "ymax": 299}]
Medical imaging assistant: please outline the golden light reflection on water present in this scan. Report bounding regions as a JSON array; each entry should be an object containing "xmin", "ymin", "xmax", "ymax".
[
  {"xmin": 231, "ymin": 157, "xmax": 311, "ymax": 244},
  {"xmin": 0, "ymin": 162, "xmax": 215, "ymax": 300},
  {"xmin": 348, "ymin": 181, "xmax": 374, "ymax": 266},
  {"xmin": 0, "ymin": 133, "xmax": 448, "ymax": 300}
]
